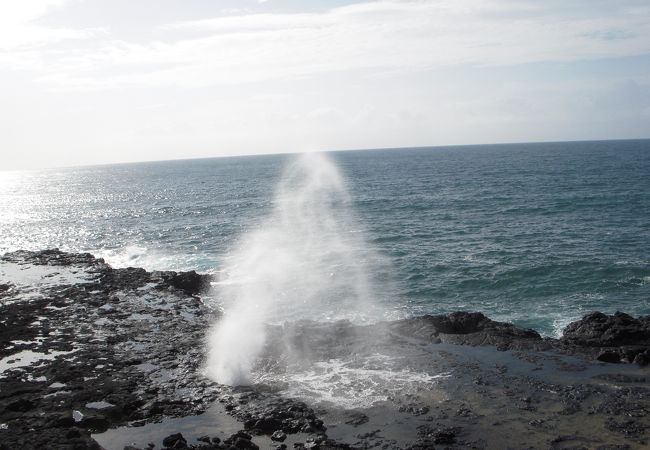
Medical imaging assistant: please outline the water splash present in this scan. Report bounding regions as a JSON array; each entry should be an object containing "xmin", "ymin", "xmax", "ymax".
[{"xmin": 206, "ymin": 153, "xmax": 391, "ymax": 386}]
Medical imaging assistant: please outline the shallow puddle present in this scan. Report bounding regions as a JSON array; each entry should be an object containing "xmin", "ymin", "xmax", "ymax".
[{"xmin": 93, "ymin": 402, "xmax": 311, "ymax": 450}]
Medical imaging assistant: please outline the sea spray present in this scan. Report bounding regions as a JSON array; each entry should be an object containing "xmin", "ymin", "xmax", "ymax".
[{"xmin": 206, "ymin": 153, "xmax": 391, "ymax": 386}]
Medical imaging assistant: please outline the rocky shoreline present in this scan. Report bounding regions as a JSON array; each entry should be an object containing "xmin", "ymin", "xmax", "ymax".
[{"xmin": 1, "ymin": 250, "xmax": 649, "ymax": 449}]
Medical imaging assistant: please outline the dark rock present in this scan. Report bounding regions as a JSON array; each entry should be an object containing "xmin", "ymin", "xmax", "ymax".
[
  {"xmin": 390, "ymin": 311, "xmax": 542, "ymax": 350},
  {"xmin": 562, "ymin": 312, "xmax": 650, "ymax": 347},
  {"xmin": 66, "ymin": 428, "xmax": 81, "ymax": 438},
  {"xmin": 77, "ymin": 410, "xmax": 110, "ymax": 431},
  {"xmin": 4, "ymin": 249, "xmax": 650, "ymax": 450},
  {"xmin": 6, "ymin": 398, "xmax": 35, "ymax": 412},
  {"xmin": 226, "ymin": 437, "xmax": 258, "ymax": 450},
  {"xmin": 222, "ymin": 430, "xmax": 259, "ymax": 450},
  {"xmin": 167, "ymin": 271, "xmax": 212, "ymax": 294},
  {"xmin": 344, "ymin": 412, "xmax": 368, "ymax": 426},
  {"xmin": 592, "ymin": 373, "xmax": 646, "ymax": 383},
  {"xmin": 253, "ymin": 416, "xmax": 282, "ymax": 433},
  {"xmin": 432, "ymin": 428, "xmax": 456, "ymax": 444},
  {"xmin": 605, "ymin": 417, "xmax": 647, "ymax": 436},
  {"xmin": 407, "ymin": 439, "xmax": 437, "ymax": 449},
  {"xmin": 162, "ymin": 433, "xmax": 187, "ymax": 448},
  {"xmin": 234, "ymin": 431, "xmax": 252, "ymax": 440},
  {"xmin": 271, "ymin": 430, "xmax": 287, "ymax": 442},
  {"xmin": 634, "ymin": 350, "xmax": 650, "ymax": 366},
  {"xmin": 597, "ymin": 350, "xmax": 621, "ymax": 364}
]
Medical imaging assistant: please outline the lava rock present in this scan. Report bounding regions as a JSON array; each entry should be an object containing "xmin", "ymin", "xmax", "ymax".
[
  {"xmin": 168, "ymin": 271, "xmax": 212, "ymax": 294},
  {"xmin": 6, "ymin": 398, "xmax": 35, "ymax": 412},
  {"xmin": 597, "ymin": 350, "xmax": 622, "ymax": 364},
  {"xmin": 432, "ymin": 428, "xmax": 456, "ymax": 444},
  {"xmin": 391, "ymin": 311, "xmax": 542, "ymax": 350},
  {"xmin": 253, "ymin": 416, "xmax": 282, "ymax": 433},
  {"xmin": 633, "ymin": 350, "xmax": 650, "ymax": 366},
  {"xmin": 344, "ymin": 412, "xmax": 368, "ymax": 426},
  {"xmin": 224, "ymin": 431, "xmax": 259, "ymax": 450},
  {"xmin": 162, "ymin": 432, "xmax": 187, "ymax": 448},
  {"xmin": 562, "ymin": 312, "xmax": 650, "ymax": 347},
  {"xmin": 271, "ymin": 431, "xmax": 287, "ymax": 442}
]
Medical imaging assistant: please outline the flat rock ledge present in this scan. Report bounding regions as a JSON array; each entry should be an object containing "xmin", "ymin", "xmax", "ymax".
[
  {"xmin": 1, "ymin": 250, "xmax": 649, "ymax": 450},
  {"xmin": 392, "ymin": 310, "xmax": 650, "ymax": 365}
]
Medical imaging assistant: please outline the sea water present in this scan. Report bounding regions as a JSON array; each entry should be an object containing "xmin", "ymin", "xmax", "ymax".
[{"xmin": 1, "ymin": 140, "xmax": 649, "ymax": 336}]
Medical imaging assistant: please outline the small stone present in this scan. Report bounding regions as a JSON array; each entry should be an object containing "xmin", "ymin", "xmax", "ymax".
[
  {"xmin": 597, "ymin": 350, "xmax": 621, "ymax": 364},
  {"xmin": 634, "ymin": 351, "xmax": 650, "ymax": 366},
  {"xmin": 234, "ymin": 430, "xmax": 252, "ymax": 440},
  {"xmin": 7, "ymin": 399, "xmax": 35, "ymax": 412},
  {"xmin": 433, "ymin": 429, "xmax": 456, "ymax": 444},
  {"xmin": 271, "ymin": 431, "xmax": 287, "ymax": 442},
  {"xmin": 162, "ymin": 433, "xmax": 186, "ymax": 448}
]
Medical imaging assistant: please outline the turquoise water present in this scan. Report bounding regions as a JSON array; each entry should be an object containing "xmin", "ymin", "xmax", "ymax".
[{"xmin": 1, "ymin": 140, "xmax": 649, "ymax": 335}]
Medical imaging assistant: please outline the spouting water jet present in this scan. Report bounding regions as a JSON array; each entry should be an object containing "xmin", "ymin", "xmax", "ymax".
[{"xmin": 205, "ymin": 152, "xmax": 390, "ymax": 386}]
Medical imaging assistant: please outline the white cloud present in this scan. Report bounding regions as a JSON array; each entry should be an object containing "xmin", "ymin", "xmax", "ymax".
[
  {"xmin": 1, "ymin": 1, "xmax": 649, "ymax": 169},
  {"xmin": 2, "ymin": 0, "xmax": 650, "ymax": 89},
  {"xmin": 0, "ymin": 1, "xmax": 98, "ymax": 50}
]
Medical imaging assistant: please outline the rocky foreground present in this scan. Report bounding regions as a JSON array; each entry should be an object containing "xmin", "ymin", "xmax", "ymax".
[{"xmin": 1, "ymin": 250, "xmax": 649, "ymax": 450}]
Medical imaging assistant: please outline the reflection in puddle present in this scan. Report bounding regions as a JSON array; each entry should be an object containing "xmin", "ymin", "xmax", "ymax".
[{"xmin": 0, "ymin": 349, "xmax": 77, "ymax": 376}]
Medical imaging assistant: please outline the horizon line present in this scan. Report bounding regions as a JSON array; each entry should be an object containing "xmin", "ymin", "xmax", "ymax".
[{"xmin": 4, "ymin": 136, "xmax": 650, "ymax": 172}]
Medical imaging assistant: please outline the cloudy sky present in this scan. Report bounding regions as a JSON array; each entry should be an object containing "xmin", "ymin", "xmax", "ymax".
[{"xmin": 2, "ymin": 0, "xmax": 650, "ymax": 169}]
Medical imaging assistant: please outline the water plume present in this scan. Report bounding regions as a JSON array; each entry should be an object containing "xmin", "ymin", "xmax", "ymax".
[{"xmin": 206, "ymin": 153, "xmax": 390, "ymax": 386}]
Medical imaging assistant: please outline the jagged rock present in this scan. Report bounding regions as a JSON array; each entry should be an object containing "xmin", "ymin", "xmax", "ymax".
[
  {"xmin": 253, "ymin": 416, "xmax": 282, "ymax": 433},
  {"xmin": 271, "ymin": 430, "xmax": 287, "ymax": 442},
  {"xmin": 597, "ymin": 350, "xmax": 622, "ymax": 364},
  {"xmin": 162, "ymin": 432, "xmax": 187, "ymax": 448},
  {"xmin": 562, "ymin": 312, "xmax": 650, "ymax": 347},
  {"xmin": 6, "ymin": 399, "xmax": 35, "ymax": 412},
  {"xmin": 0, "ymin": 250, "xmax": 218, "ymax": 449},
  {"xmin": 633, "ymin": 351, "xmax": 650, "ymax": 366},
  {"xmin": 344, "ymin": 412, "xmax": 368, "ymax": 426},
  {"xmin": 224, "ymin": 431, "xmax": 258, "ymax": 450},
  {"xmin": 3, "ymin": 249, "xmax": 650, "ymax": 450},
  {"xmin": 390, "ymin": 311, "xmax": 542, "ymax": 350},
  {"xmin": 169, "ymin": 270, "xmax": 212, "ymax": 294}
]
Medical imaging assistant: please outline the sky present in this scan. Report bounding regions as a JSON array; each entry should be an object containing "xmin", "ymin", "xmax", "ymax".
[{"xmin": 1, "ymin": 0, "xmax": 650, "ymax": 170}]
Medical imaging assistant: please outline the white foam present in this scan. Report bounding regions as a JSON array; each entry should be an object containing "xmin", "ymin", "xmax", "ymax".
[
  {"xmin": 94, "ymin": 245, "xmax": 212, "ymax": 273},
  {"xmin": 254, "ymin": 354, "xmax": 450, "ymax": 409}
]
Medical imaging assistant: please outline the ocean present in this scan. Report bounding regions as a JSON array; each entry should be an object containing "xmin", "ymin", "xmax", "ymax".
[{"xmin": 1, "ymin": 139, "xmax": 649, "ymax": 336}]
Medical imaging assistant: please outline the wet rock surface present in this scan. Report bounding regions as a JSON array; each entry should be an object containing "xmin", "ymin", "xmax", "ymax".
[
  {"xmin": 0, "ymin": 249, "xmax": 220, "ymax": 449},
  {"xmin": 561, "ymin": 312, "xmax": 650, "ymax": 365},
  {"xmin": 1, "ymin": 250, "xmax": 650, "ymax": 449}
]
